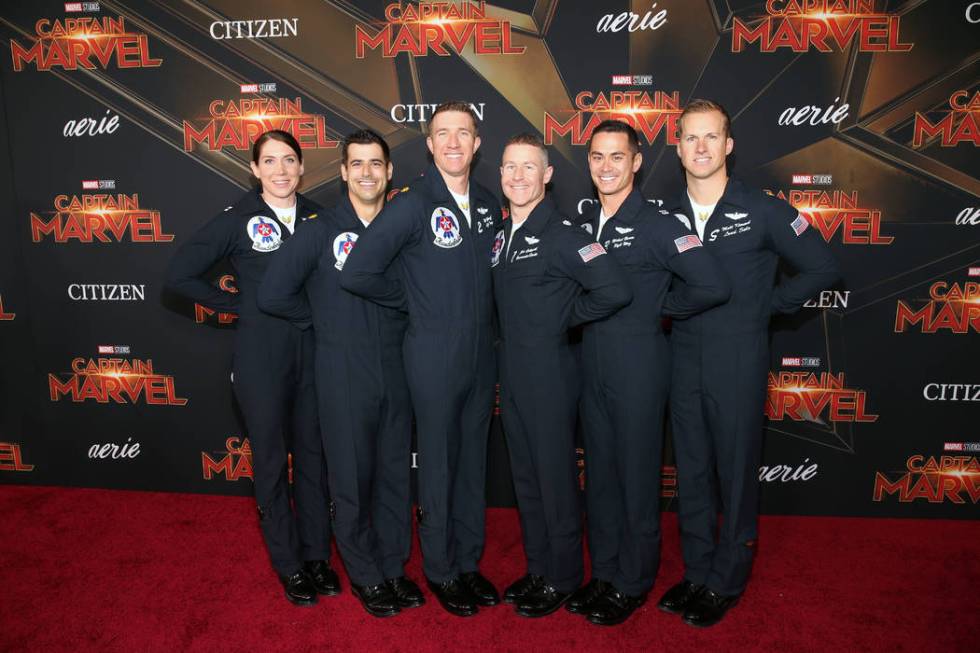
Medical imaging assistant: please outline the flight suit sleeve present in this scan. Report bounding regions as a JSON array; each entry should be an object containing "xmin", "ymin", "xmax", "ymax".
[
  {"xmin": 164, "ymin": 212, "xmax": 240, "ymax": 313},
  {"xmin": 339, "ymin": 196, "xmax": 413, "ymax": 311},
  {"xmin": 765, "ymin": 200, "xmax": 840, "ymax": 314},
  {"xmin": 257, "ymin": 225, "xmax": 321, "ymax": 323},
  {"xmin": 654, "ymin": 220, "xmax": 731, "ymax": 319},
  {"xmin": 555, "ymin": 231, "xmax": 632, "ymax": 328}
]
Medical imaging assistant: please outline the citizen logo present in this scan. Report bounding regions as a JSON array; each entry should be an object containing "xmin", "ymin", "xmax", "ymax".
[
  {"xmin": 923, "ymin": 383, "xmax": 980, "ymax": 401},
  {"xmin": 803, "ymin": 290, "xmax": 850, "ymax": 309},
  {"xmin": 209, "ymin": 18, "xmax": 298, "ymax": 40},
  {"xmin": 68, "ymin": 284, "xmax": 145, "ymax": 301},
  {"xmin": 390, "ymin": 102, "xmax": 485, "ymax": 124}
]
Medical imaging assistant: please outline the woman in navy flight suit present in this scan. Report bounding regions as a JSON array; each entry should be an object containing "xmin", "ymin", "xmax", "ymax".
[{"xmin": 166, "ymin": 130, "xmax": 337, "ymax": 606}]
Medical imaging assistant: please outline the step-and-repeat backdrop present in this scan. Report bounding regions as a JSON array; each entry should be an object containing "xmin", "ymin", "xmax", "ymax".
[{"xmin": 1, "ymin": 1, "xmax": 977, "ymax": 518}]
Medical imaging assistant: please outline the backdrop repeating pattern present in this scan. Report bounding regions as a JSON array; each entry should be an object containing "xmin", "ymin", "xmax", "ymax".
[{"xmin": 1, "ymin": 0, "xmax": 977, "ymax": 518}]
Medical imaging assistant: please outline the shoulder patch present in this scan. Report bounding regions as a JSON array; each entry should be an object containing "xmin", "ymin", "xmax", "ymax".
[
  {"xmin": 674, "ymin": 234, "xmax": 702, "ymax": 253},
  {"xmin": 791, "ymin": 213, "xmax": 809, "ymax": 236},
  {"xmin": 578, "ymin": 242, "xmax": 606, "ymax": 263}
]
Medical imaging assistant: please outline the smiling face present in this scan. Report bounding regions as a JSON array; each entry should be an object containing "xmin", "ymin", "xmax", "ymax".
[
  {"xmin": 341, "ymin": 142, "xmax": 392, "ymax": 206},
  {"xmin": 677, "ymin": 109, "xmax": 733, "ymax": 182},
  {"xmin": 588, "ymin": 131, "xmax": 642, "ymax": 203},
  {"xmin": 426, "ymin": 109, "xmax": 480, "ymax": 179},
  {"xmin": 500, "ymin": 143, "xmax": 552, "ymax": 218},
  {"xmin": 250, "ymin": 139, "xmax": 303, "ymax": 207}
]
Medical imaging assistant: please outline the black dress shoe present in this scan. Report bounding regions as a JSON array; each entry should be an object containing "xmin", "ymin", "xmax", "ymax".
[
  {"xmin": 426, "ymin": 577, "xmax": 479, "ymax": 617},
  {"xmin": 565, "ymin": 578, "xmax": 612, "ymax": 614},
  {"xmin": 586, "ymin": 588, "xmax": 647, "ymax": 626},
  {"xmin": 351, "ymin": 582, "xmax": 401, "ymax": 618},
  {"xmin": 459, "ymin": 571, "xmax": 500, "ymax": 606},
  {"xmin": 280, "ymin": 570, "xmax": 318, "ymax": 607},
  {"xmin": 386, "ymin": 576, "xmax": 425, "ymax": 608},
  {"xmin": 303, "ymin": 560, "xmax": 341, "ymax": 596},
  {"xmin": 515, "ymin": 582, "xmax": 571, "ymax": 618},
  {"xmin": 503, "ymin": 574, "xmax": 544, "ymax": 604},
  {"xmin": 657, "ymin": 579, "xmax": 704, "ymax": 615},
  {"xmin": 682, "ymin": 588, "xmax": 740, "ymax": 628}
]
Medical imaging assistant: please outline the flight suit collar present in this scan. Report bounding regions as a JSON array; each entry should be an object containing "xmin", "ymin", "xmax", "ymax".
[
  {"xmin": 422, "ymin": 161, "xmax": 475, "ymax": 234},
  {"xmin": 510, "ymin": 194, "xmax": 558, "ymax": 238},
  {"xmin": 237, "ymin": 189, "xmax": 319, "ymax": 239},
  {"xmin": 669, "ymin": 177, "xmax": 750, "ymax": 234},
  {"xmin": 331, "ymin": 195, "xmax": 366, "ymax": 232}
]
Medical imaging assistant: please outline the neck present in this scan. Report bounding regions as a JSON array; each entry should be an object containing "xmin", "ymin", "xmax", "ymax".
[
  {"xmin": 598, "ymin": 185, "xmax": 632, "ymax": 218},
  {"xmin": 262, "ymin": 192, "xmax": 296, "ymax": 210},
  {"xmin": 349, "ymin": 192, "xmax": 383, "ymax": 224},
  {"xmin": 686, "ymin": 171, "xmax": 728, "ymax": 206},
  {"xmin": 439, "ymin": 168, "xmax": 470, "ymax": 195}
]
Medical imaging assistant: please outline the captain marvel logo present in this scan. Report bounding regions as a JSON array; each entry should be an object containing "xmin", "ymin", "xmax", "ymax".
[
  {"xmin": 431, "ymin": 207, "xmax": 462, "ymax": 249},
  {"xmin": 246, "ymin": 216, "xmax": 281, "ymax": 252},
  {"xmin": 491, "ymin": 229, "xmax": 505, "ymax": 267},
  {"xmin": 332, "ymin": 231, "xmax": 359, "ymax": 270}
]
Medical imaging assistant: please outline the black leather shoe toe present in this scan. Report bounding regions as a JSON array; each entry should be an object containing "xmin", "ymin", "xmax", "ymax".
[
  {"xmin": 280, "ymin": 570, "xmax": 318, "ymax": 607},
  {"xmin": 386, "ymin": 575, "xmax": 425, "ymax": 608},
  {"xmin": 514, "ymin": 583, "xmax": 571, "ymax": 618},
  {"xmin": 459, "ymin": 571, "xmax": 500, "ymax": 606},
  {"xmin": 303, "ymin": 560, "xmax": 341, "ymax": 596},
  {"xmin": 565, "ymin": 578, "xmax": 612, "ymax": 614},
  {"xmin": 427, "ymin": 577, "xmax": 479, "ymax": 617},
  {"xmin": 351, "ymin": 583, "xmax": 401, "ymax": 618},
  {"xmin": 586, "ymin": 588, "xmax": 647, "ymax": 626},
  {"xmin": 657, "ymin": 579, "xmax": 704, "ymax": 615},
  {"xmin": 682, "ymin": 588, "xmax": 740, "ymax": 628},
  {"xmin": 503, "ymin": 574, "xmax": 544, "ymax": 604}
]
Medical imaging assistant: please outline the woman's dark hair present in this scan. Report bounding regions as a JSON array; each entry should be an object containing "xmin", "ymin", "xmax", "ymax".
[{"xmin": 251, "ymin": 129, "xmax": 303, "ymax": 164}]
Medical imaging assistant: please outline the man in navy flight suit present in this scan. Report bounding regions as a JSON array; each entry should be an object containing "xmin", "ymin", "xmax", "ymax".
[
  {"xmin": 658, "ymin": 100, "xmax": 839, "ymax": 627},
  {"xmin": 569, "ymin": 120, "xmax": 732, "ymax": 627},
  {"xmin": 493, "ymin": 133, "xmax": 632, "ymax": 618},
  {"xmin": 166, "ymin": 130, "xmax": 338, "ymax": 606},
  {"xmin": 341, "ymin": 102, "xmax": 501, "ymax": 617},
  {"xmin": 258, "ymin": 130, "xmax": 424, "ymax": 618}
]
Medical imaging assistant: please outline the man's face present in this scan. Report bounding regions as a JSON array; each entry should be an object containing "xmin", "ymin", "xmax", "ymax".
[
  {"xmin": 427, "ymin": 110, "xmax": 480, "ymax": 178},
  {"xmin": 676, "ymin": 109, "xmax": 733, "ymax": 181},
  {"xmin": 341, "ymin": 142, "xmax": 392, "ymax": 205},
  {"xmin": 500, "ymin": 143, "xmax": 552, "ymax": 213},
  {"xmin": 588, "ymin": 131, "xmax": 641, "ymax": 200}
]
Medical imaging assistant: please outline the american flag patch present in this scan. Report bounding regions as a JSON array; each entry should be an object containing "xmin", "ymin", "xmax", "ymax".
[
  {"xmin": 578, "ymin": 242, "xmax": 607, "ymax": 263},
  {"xmin": 791, "ymin": 214, "xmax": 809, "ymax": 236},
  {"xmin": 674, "ymin": 234, "xmax": 702, "ymax": 253}
]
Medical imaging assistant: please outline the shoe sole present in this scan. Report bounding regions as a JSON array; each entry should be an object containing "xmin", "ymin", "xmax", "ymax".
[
  {"xmin": 657, "ymin": 601, "xmax": 687, "ymax": 615},
  {"xmin": 586, "ymin": 611, "xmax": 635, "ymax": 627},
  {"xmin": 316, "ymin": 588, "xmax": 341, "ymax": 597},
  {"xmin": 284, "ymin": 593, "xmax": 317, "ymax": 607},
  {"xmin": 515, "ymin": 595, "xmax": 571, "ymax": 619},
  {"xmin": 396, "ymin": 597, "xmax": 426, "ymax": 609},
  {"xmin": 681, "ymin": 597, "xmax": 740, "ymax": 628}
]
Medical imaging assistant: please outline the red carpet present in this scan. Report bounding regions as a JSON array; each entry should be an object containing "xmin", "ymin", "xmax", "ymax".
[{"xmin": 0, "ymin": 485, "xmax": 976, "ymax": 652}]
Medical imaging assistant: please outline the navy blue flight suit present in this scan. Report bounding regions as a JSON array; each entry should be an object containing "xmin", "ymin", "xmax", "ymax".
[
  {"xmin": 667, "ymin": 178, "xmax": 839, "ymax": 596},
  {"xmin": 257, "ymin": 197, "xmax": 413, "ymax": 588},
  {"xmin": 580, "ymin": 188, "xmax": 731, "ymax": 596},
  {"xmin": 165, "ymin": 190, "xmax": 329, "ymax": 578},
  {"xmin": 493, "ymin": 196, "xmax": 631, "ymax": 593},
  {"xmin": 340, "ymin": 163, "xmax": 501, "ymax": 583}
]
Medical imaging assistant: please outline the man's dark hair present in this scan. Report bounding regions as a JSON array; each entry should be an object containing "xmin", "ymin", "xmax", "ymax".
[
  {"xmin": 586, "ymin": 119, "xmax": 640, "ymax": 155},
  {"xmin": 342, "ymin": 129, "xmax": 390, "ymax": 164}
]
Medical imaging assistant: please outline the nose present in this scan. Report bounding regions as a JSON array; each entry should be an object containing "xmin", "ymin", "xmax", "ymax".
[{"xmin": 447, "ymin": 132, "xmax": 460, "ymax": 148}]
